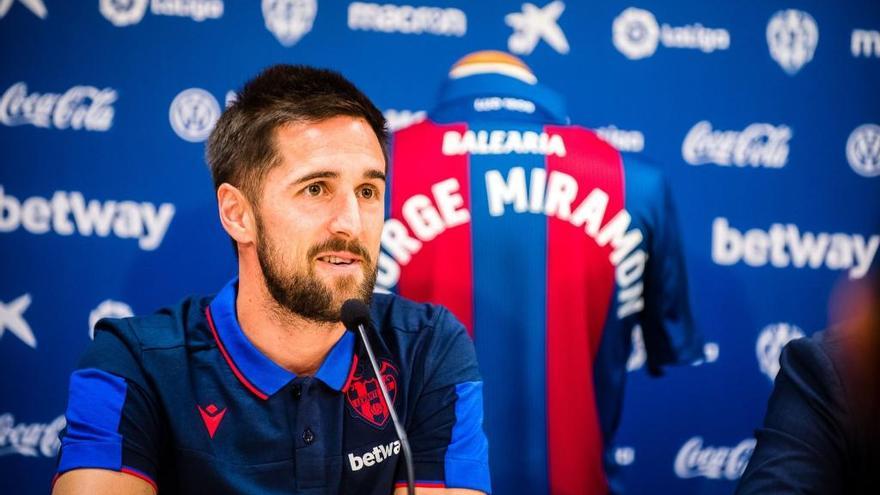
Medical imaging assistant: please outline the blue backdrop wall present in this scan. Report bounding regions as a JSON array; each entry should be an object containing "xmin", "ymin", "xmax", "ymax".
[{"xmin": 1, "ymin": 1, "xmax": 878, "ymax": 493}]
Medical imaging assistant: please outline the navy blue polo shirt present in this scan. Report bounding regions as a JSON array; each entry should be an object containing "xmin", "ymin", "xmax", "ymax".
[{"xmin": 54, "ymin": 279, "xmax": 491, "ymax": 494}]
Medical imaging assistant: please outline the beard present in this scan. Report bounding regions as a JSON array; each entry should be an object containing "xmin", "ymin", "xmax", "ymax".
[{"xmin": 255, "ymin": 219, "xmax": 376, "ymax": 324}]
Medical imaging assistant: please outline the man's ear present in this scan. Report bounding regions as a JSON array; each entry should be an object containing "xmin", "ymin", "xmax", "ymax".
[{"xmin": 217, "ymin": 183, "xmax": 256, "ymax": 246}]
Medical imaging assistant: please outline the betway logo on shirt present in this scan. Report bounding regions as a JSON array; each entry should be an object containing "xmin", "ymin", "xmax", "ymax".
[
  {"xmin": 378, "ymin": 170, "xmax": 648, "ymax": 320},
  {"xmin": 348, "ymin": 440, "xmax": 401, "ymax": 471},
  {"xmin": 712, "ymin": 217, "xmax": 879, "ymax": 279},
  {"xmin": 442, "ymin": 130, "xmax": 567, "ymax": 157},
  {"xmin": 0, "ymin": 186, "xmax": 175, "ymax": 251}
]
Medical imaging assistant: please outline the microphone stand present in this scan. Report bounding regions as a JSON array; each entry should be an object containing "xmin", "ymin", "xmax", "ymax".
[{"xmin": 354, "ymin": 321, "xmax": 416, "ymax": 495}]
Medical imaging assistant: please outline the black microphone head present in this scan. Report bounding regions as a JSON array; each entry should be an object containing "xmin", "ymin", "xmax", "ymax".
[{"xmin": 340, "ymin": 299, "xmax": 371, "ymax": 330}]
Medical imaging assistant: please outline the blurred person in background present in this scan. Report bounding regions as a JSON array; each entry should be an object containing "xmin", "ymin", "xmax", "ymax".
[{"xmin": 737, "ymin": 267, "xmax": 880, "ymax": 494}]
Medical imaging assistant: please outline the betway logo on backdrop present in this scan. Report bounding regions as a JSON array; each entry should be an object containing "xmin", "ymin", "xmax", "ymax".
[
  {"xmin": 712, "ymin": 218, "xmax": 879, "ymax": 279},
  {"xmin": 0, "ymin": 186, "xmax": 175, "ymax": 251},
  {"xmin": 612, "ymin": 7, "xmax": 730, "ymax": 60},
  {"xmin": 348, "ymin": 2, "xmax": 466, "ymax": 37},
  {"xmin": 852, "ymin": 29, "xmax": 880, "ymax": 58},
  {"xmin": 683, "ymin": 121, "xmax": 791, "ymax": 168},
  {"xmin": 100, "ymin": 0, "xmax": 222, "ymax": 27},
  {"xmin": 0, "ymin": 82, "xmax": 116, "ymax": 132},
  {"xmin": 674, "ymin": 437, "xmax": 755, "ymax": 481},
  {"xmin": 0, "ymin": 413, "xmax": 64, "ymax": 458}
]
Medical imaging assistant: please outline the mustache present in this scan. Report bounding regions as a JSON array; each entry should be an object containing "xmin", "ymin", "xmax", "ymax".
[{"xmin": 308, "ymin": 237, "xmax": 372, "ymax": 264}]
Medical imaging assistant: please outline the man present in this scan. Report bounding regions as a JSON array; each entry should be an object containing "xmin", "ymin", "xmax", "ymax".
[
  {"xmin": 736, "ymin": 270, "xmax": 879, "ymax": 494},
  {"xmin": 52, "ymin": 65, "xmax": 490, "ymax": 494},
  {"xmin": 380, "ymin": 51, "xmax": 704, "ymax": 495}
]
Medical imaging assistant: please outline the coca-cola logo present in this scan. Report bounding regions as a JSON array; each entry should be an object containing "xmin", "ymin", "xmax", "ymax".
[
  {"xmin": 0, "ymin": 413, "xmax": 65, "ymax": 458},
  {"xmin": 682, "ymin": 121, "xmax": 792, "ymax": 168},
  {"xmin": 0, "ymin": 82, "xmax": 117, "ymax": 132},
  {"xmin": 674, "ymin": 436, "xmax": 756, "ymax": 480}
]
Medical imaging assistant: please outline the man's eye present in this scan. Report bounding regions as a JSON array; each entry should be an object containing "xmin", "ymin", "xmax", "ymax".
[
  {"xmin": 306, "ymin": 184, "xmax": 323, "ymax": 196},
  {"xmin": 360, "ymin": 187, "xmax": 375, "ymax": 199}
]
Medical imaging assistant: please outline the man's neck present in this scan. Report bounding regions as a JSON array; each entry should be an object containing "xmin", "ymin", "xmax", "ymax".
[{"xmin": 235, "ymin": 271, "xmax": 346, "ymax": 377}]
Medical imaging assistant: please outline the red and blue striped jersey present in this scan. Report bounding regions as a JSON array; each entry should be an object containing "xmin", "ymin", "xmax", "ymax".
[{"xmin": 377, "ymin": 70, "xmax": 703, "ymax": 494}]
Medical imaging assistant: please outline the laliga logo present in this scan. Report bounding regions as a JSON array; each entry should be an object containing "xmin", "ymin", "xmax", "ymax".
[
  {"xmin": 674, "ymin": 437, "xmax": 756, "ymax": 480},
  {"xmin": 169, "ymin": 88, "xmax": 220, "ymax": 143},
  {"xmin": 100, "ymin": 0, "xmax": 148, "ymax": 27},
  {"xmin": 89, "ymin": 299, "xmax": 134, "ymax": 340},
  {"xmin": 612, "ymin": 7, "xmax": 729, "ymax": 60},
  {"xmin": 612, "ymin": 7, "xmax": 659, "ymax": 60},
  {"xmin": 263, "ymin": 0, "xmax": 317, "ymax": 47},
  {"xmin": 767, "ymin": 9, "xmax": 819, "ymax": 75},
  {"xmin": 846, "ymin": 124, "xmax": 880, "ymax": 178},
  {"xmin": 756, "ymin": 323, "xmax": 804, "ymax": 382},
  {"xmin": 505, "ymin": 1, "xmax": 570, "ymax": 56}
]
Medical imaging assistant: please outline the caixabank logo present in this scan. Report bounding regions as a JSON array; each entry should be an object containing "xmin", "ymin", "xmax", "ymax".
[
  {"xmin": 0, "ymin": 0, "xmax": 47, "ymax": 19},
  {"xmin": 0, "ymin": 293, "xmax": 36, "ymax": 349},
  {"xmin": 612, "ymin": 7, "xmax": 729, "ymax": 60},
  {"xmin": 99, "ymin": 0, "xmax": 223, "ymax": 27},
  {"xmin": 505, "ymin": 1, "xmax": 569, "ymax": 55}
]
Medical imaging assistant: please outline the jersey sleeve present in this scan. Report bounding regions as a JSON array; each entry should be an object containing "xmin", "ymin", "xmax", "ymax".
[
  {"xmin": 396, "ymin": 308, "xmax": 491, "ymax": 493},
  {"xmin": 641, "ymin": 173, "xmax": 704, "ymax": 375},
  {"xmin": 54, "ymin": 318, "xmax": 162, "ymax": 491}
]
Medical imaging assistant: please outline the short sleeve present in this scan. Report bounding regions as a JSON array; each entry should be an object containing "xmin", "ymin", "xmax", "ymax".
[
  {"xmin": 397, "ymin": 309, "xmax": 491, "ymax": 493},
  {"xmin": 641, "ymin": 174, "xmax": 704, "ymax": 375},
  {"xmin": 54, "ymin": 318, "xmax": 162, "ymax": 491}
]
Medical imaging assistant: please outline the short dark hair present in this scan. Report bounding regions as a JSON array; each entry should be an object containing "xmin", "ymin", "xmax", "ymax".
[{"xmin": 206, "ymin": 64, "xmax": 388, "ymax": 203}]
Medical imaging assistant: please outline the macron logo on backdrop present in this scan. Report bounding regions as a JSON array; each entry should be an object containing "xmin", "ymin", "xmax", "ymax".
[
  {"xmin": 711, "ymin": 217, "xmax": 879, "ymax": 279},
  {"xmin": 0, "ymin": 186, "xmax": 175, "ymax": 251}
]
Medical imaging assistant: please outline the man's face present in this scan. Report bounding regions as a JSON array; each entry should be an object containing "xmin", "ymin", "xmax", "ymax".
[{"xmin": 253, "ymin": 116, "xmax": 386, "ymax": 323}]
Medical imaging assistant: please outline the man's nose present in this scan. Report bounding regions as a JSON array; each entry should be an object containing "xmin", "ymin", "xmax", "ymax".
[{"xmin": 328, "ymin": 190, "xmax": 362, "ymax": 239}]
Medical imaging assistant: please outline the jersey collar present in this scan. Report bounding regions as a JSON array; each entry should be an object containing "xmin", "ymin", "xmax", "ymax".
[
  {"xmin": 429, "ymin": 72, "xmax": 569, "ymax": 125},
  {"xmin": 206, "ymin": 278, "xmax": 355, "ymax": 399}
]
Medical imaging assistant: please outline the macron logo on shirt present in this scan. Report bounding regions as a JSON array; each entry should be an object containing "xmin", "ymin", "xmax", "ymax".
[{"xmin": 348, "ymin": 440, "xmax": 401, "ymax": 471}]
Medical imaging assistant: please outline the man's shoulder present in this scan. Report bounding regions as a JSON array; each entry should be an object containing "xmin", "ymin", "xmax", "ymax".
[
  {"xmin": 370, "ymin": 292, "xmax": 462, "ymax": 335},
  {"xmin": 93, "ymin": 294, "xmax": 214, "ymax": 352}
]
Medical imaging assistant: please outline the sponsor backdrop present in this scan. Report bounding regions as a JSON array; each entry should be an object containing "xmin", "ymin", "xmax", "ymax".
[{"xmin": 1, "ymin": 1, "xmax": 878, "ymax": 493}]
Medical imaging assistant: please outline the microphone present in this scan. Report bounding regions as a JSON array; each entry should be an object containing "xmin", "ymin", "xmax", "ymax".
[{"xmin": 340, "ymin": 299, "xmax": 415, "ymax": 495}]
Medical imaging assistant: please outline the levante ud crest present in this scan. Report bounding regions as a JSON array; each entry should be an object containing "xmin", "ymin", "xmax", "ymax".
[{"xmin": 345, "ymin": 359, "xmax": 399, "ymax": 428}]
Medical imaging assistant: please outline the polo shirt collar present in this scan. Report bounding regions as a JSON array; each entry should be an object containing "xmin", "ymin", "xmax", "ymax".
[{"xmin": 206, "ymin": 278, "xmax": 355, "ymax": 399}]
